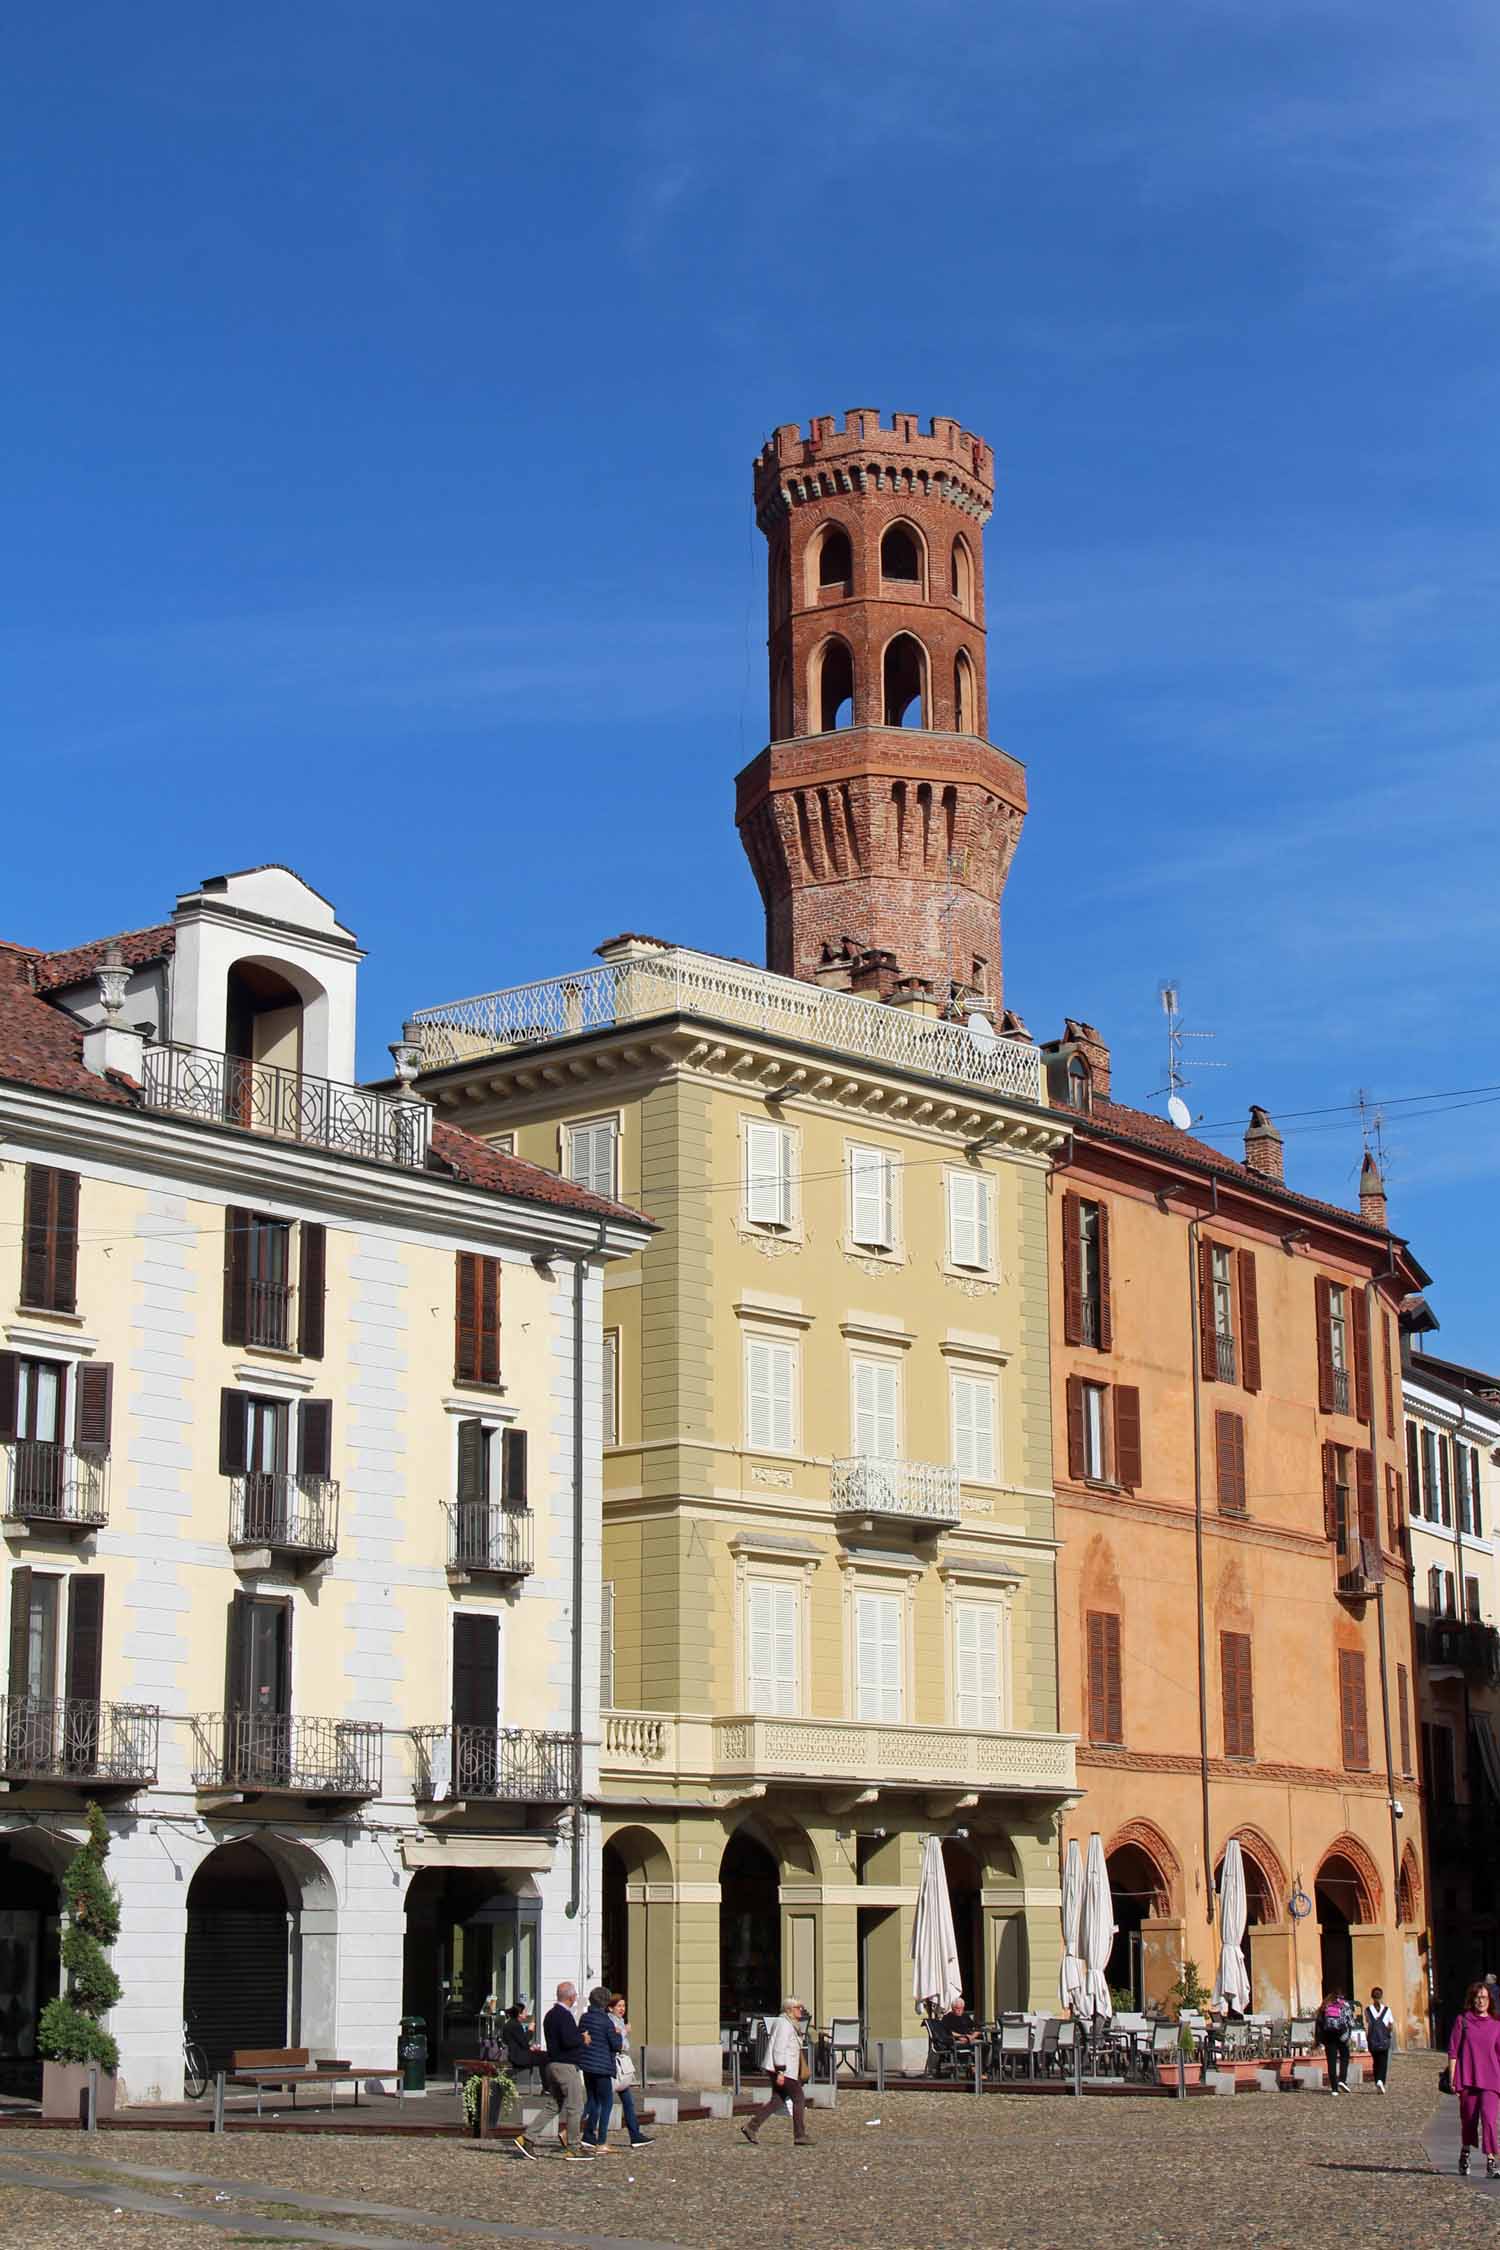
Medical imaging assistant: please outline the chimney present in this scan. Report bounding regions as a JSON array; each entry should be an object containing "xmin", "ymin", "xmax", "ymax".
[
  {"xmin": 1065, "ymin": 1019, "xmax": 1111, "ymax": 1098},
  {"xmin": 1243, "ymin": 1105, "xmax": 1284, "ymax": 1183},
  {"xmin": 81, "ymin": 946, "xmax": 147, "ymax": 1084},
  {"xmin": 1359, "ymin": 1150, "xmax": 1388, "ymax": 1230}
]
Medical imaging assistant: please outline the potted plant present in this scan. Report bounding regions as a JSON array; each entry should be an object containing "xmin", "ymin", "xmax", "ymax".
[
  {"xmin": 462, "ymin": 2060, "xmax": 519, "ymax": 2138},
  {"xmin": 1157, "ymin": 1958, "xmax": 1208, "ymax": 2087},
  {"xmin": 38, "ymin": 1804, "xmax": 122, "ymax": 2121}
]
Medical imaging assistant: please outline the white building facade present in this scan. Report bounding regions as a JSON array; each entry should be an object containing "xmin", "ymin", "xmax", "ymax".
[{"xmin": 0, "ymin": 868, "xmax": 647, "ymax": 2101}]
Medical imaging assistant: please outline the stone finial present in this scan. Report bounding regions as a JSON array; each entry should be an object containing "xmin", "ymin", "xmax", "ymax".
[
  {"xmin": 1359, "ymin": 1149, "xmax": 1388, "ymax": 1230},
  {"xmin": 389, "ymin": 1025, "xmax": 424, "ymax": 1095},
  {"xmin": 83, "ymin": 945, "xmax": 146, "ymax": 1083},
  {"xmin": 96, "ymin": 944, "xmax": 129, "ymax": 1019},
  {"xmin": 1243, "ymin": 1106, "xmax": 1284, "ymax": 1182}
]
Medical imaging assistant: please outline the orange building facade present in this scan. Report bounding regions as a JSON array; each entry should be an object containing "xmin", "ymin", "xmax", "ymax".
[{"xmin": 1044, "ymin": 1026, "xmax": 1430, "ymax": 2040}]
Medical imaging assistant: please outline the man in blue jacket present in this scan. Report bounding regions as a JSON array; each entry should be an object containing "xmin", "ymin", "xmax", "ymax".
[{"xmin": 541, "ymin": 1981, "xmax": 591, "ymax": 2159}]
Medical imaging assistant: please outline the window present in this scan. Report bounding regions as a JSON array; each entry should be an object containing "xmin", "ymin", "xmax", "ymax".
[
  {"xmin": 1065, "ymin": 1376, "xmax": 1141, "ymax": 1489},
  {"xmin": 1085, "ymin": 1611, "xmax": 1123, "ymax": 1745},
  {"xmin": 1065, "ymin": 1056, "xmax": 1092, "ymax": 1115},
  {"xmin": 247, "ymin": 1217, "xmax": 292, "ymax": 1350},
  {"xmin": 1397, "ymin": 1662, "xmax": 1412, "ymax": 1777},
  {"xmin": 854, "ymin": 1590, "xmax": 903, "ymax": 1721},
  {"xmin": 954, "ymin": 1602, "xmax": 1003, "ymax": 1730},
  {"xmin": 566, "ymin": 1117, "xmax": 618, "ymax": 1200},
  {"xmin": 455, "ymin": 1252, "xmax": 502, "ymax": 1387},
  {"xmin": 744, "ymin": 1120, "xmax": 793, "ymax": 1231},
  {"xmin": 852, "ymin": 1356, "xmax": 900, "ymax": 1461},
  {"xmin": 1420, "ymin": 1426, "xmax": 1440, "ymax": 1522},
  {"xmin": 1316, "ymin": 1278, "xmax": 1352, "ymax": 1415},
  {"xmin": 1438, "ymin": 1433, "xmax": 1453, "ymax": 1526},
  {"xmin": 1215, "ymin": 1410, "xmax": 1247, "ymax": 1515},
  {"xmin": 491, "ymin": 1133, "xmax": 515, "ymax": 1156},
  {"xmin": 816, "ymin": 637, "xmax": 855, "ymax": 731},
  {"xmin": 951, "ymin": 1370, "xmax": 998, "ymax": 1482},
  {"xmin": 849, "ymin": 1144, "xmax": 896, "ymax": 1251},
  {"xmin": 1082, "ymin": 1381, "xmax": 1108, "ymax": 1481},
  {"xmin": 1465, "ymin": 1575, "xmax": 1482, "ymax": 1624},
  {"xmin": 747, "ymin": 1579, "xmax": 799, "ymax": 1714},
  {"xmin": 1062, "ymin": 1193, "xmax": 1110, "ymax": 1350},
  {"xmin": 1198, "ymin": 1239, "xmax": 1259, "ymax": 1389},
  {"xmin": 7, "ymin": 1567, "xmax": 60, "ymax": 1701},
  {"xmin": 1424, "ymin": 1720, "xmax": 1456, "ymax": 1803},
  {"xmin": 882, "ymin": 633, "xmax": 927, "ymax": 727},
  {"xmin": 816, "ymin": 525, "xmax": 852, "ymax": 588},
  {"xmin": 1456, "ymin": 1442, "xmax": 1481, "ymax": 1536},
  {"xmin": 1210, "ymin": 1246, "xmax": 1236, "ymax": 1382},
  {"xmin": 1321, "ymin": 1442, "xmax": 1352, "ymax": 1548},
  {"xmin": 601, "ymin": 1329, "xmax": 620, "ymax": 1447},
  {"xmin": 20, "ymin": 1165, "xmax": 79, "ymax": 1313},
  {"xmin": 1338, "ymin": 1647, "xmax": 1369, "ymax": 1769},
  {"xmin": 950, "ymin": 535, "xmax": 974, "ymax": 616},
  {"xmin": 1220, "ymin": 1631, "xmax": 1254, "ymax": 1759},
  {"xmin": 946, "ymin": 1169, "xmax": 992, "ymax": 1271},
  {"xmin": 954, "ymin": 649, "xmax": 977, "ymax": 733},
  {"xmin": 453, "ymin": 1612, "xmax": 499, "ymax": 1734},
  {"xmin": 1427, "ymin": 1563, "xmax": 1442, "ymax": 1615},
  {"xmin": 745, "ymin": 1334, "xmax": 796, "ymax": 1454},
  {"xmin": 880, "ymin": 523, "xmax": 922, "ymax": 583}
]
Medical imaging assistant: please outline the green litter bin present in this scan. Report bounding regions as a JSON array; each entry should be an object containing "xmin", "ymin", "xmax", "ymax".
[{"xmin": 398, "ymin": 2014, "xmax": 427, "ymax": 2095}]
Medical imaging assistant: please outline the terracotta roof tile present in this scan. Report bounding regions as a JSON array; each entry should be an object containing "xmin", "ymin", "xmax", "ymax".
[
  {"xmin": 33, "ymin": 924, "xmax": 175, "ymax": 993},
  {"xmin": 428, "ymin": 1118, "xmax": 651, "ymax": 1226},
  {"xmin": 0, "ymin": 945, "xmax": 135, "ymax": 1107},
  {"xmin": 1082, "ymin": 1094, "xmax": 1385, "ymax": 1235}
]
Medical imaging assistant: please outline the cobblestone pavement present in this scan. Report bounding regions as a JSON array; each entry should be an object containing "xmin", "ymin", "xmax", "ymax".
[{"xmin": 0, "ymin": 2056, "xmax": 1494, "ymax": 2249}]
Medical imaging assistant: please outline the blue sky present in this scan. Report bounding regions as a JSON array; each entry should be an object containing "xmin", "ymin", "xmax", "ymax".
[{"xmin": 5, "ymin": 1, "xmax": 1498, "ymax": 1353}]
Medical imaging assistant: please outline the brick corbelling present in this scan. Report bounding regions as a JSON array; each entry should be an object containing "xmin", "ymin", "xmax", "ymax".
[{"xmin": 1078, "ymin": 1746, "xmax": 1421, "ymax": 1796}]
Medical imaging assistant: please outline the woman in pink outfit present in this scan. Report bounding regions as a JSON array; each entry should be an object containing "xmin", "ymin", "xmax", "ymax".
[{"xmin": 1448, "ymin": 1979, "xmax": 1500, "ymax": 2178}]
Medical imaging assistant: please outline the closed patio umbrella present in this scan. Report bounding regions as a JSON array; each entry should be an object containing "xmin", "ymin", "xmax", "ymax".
[
  {"xmin": 1059, "ymin": 1836, "xmax": 1086, "ymax": 2013},
  {"xmin": 1214, "ymin": 1839, "xmax": 1252, "ymax": 2013},
  {"xmin": 911, "ymin": 1835, "xmax": 964, "ymax": 2014},
  {"xmin": 1079, "ymin": 1831, "xmax": 1115, "ymax": 2021}
]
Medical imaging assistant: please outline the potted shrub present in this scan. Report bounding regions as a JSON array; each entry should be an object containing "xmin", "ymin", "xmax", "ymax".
[
  {"xmin": 38, "ymin": 1804, "xmax": 122, "ymax": 2121},
  {"xmin": 1157, "ymin": 1959, "xmax": 1208, "ymax": 2087},
  {"xmin": 462, "ymin": 2060, "xmax": 519, "ymax": 2138}
]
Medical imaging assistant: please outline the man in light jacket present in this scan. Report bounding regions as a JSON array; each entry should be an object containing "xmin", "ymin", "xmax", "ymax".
[{"xmin": 741, "ymin": 1997, "xmax": 812, "ymax": 2147}]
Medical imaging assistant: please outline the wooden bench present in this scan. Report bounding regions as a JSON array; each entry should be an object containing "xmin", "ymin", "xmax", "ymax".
[{"xmin": 228, "ymin": 2047, "xmax": 405, "ymax": 2115}]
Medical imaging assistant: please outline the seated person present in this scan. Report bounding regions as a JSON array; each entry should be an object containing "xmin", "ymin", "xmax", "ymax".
[
  {"xmin": 941, "ymin": 1998, "xmax": 980, "ymax": 2048},
  {"xmin": 502, "ymin": 2000, "xmax": 548, "ymax": 2079}
]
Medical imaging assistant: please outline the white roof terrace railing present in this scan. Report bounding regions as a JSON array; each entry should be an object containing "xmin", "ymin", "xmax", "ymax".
[{"xmin": 407, "ymin": 946, "xmax": 1042, "ymax": 1105}]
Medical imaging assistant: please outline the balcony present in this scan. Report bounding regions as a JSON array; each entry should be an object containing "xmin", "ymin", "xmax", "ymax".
[
  {"xmin": 1, "ymin": 1695, "xmax": 158, "ymax": 1789},
  {"xmin": 2, "ymin": 1442, "xmax": 108, "ymax": 1533},
  {"xmin": 412, "ymin": 1723, "xmax": 579, "ymax": 1808},
  {"xmin": 444, "ymin": 1501, "xmax": 535, "ymax": 1581},
  {"xmin": 247, "ymin": 1277, "xmax": 294, "ymax": 1350},
  {"xmin": 191, "ymin": 1711, "xmax": 382, "ymax": 1801},
  {"xmin": 1330, "ymin": 1365, "xmax": 1351, "ymax": 1415},
  {"xmin": 229, "ymin": 1473, "xmax": 339, "ymax": 1565},
  {"xmin": 407, "ymin": 945, "xmax": 1043, "ymax": 1105},
  {"xmin": 831, "ymin": 1456, "xmax": 962, "ymax": 1531},
  {"xmin": 1079, "ymin": 1296, "xmax": 1100, "ymax": 1348},
  {"xmin": 1419, "ymin": 1619, "xmax": 1500, "ymax": 1684},
  {"xmin": 1213, "ymin": 1330, "xmax": 1237, "ymax": 1384},
  {"xmin": 601, "ymin": 1711, "xmax": 1077, "ymax": 1798},
  {"xmin": 1337, "ymin": 1535, "xmax": 1383, "ymax": 1601},
  {"xmin": 142, "ymin": 1042, "xmax": 431, "ymax": 1169}
]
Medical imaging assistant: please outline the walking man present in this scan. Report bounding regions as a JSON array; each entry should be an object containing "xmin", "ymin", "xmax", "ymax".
[
  {"xmin": 542, "ymin": 1980, "xmax": 592, "ymax": 2160},
  {"xmin": 741, "ymin": 1996, "xmax": 813, "ymax": 2148},
  {"xmin": 1363, "ymin": 1986, "xmax": 1395, "ymax": 2093}
]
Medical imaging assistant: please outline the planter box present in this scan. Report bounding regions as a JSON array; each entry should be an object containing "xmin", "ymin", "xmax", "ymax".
[
  {"xmin": 1156, "ymin": 2062, "xmax": 1203, "ymax": 2088},
  {"xmin": 473, "ymin": 2082, "xmax": 523, "ymax": 2138},
  {"xmin": 41, "ymin": 2060, "xmax": 118, "ymax": 2123}
]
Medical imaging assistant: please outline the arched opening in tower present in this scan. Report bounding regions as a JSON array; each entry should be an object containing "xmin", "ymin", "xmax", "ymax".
[
  {"xmin": 954, "ymin": 650, "xmax": 976, "ymax": 734},
  {"xmin": 818, "ymin": 639, "xmax": 855, "ymax": 731},
  {"xmin": 880, "ymin": 524, "xmax": 922, "ymax": 584},
  {"xmin": 817, "ymin": 527, "xmax": 852, "ymax": 587},
  {"xmin": 883, "ymin": 634, "xmax": 926, "ymax": 728}
]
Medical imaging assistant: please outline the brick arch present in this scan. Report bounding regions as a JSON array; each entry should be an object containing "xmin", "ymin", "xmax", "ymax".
[
  {"xmin": 1216, "ymin": 1825, "xmax": 1288, "ymax": 1921},
  {"xmin": 1103, "ymin": 1819, "xmax": 1181, "ymax": 1917},
  {"xmin": 1315, "ymin": 1833, "xmax": 1383, "ymax": 1925},
  {"xmin": 1397, "ymin": 1842, "xmax": 1421, "ymax": 1926}
]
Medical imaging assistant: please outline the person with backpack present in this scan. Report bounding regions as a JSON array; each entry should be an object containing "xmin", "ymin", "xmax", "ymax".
[
  {"xmin": 1449, "ymin": 1979, "xmax": 1500, "ymax": 2178},
  {"xmin": 578, "ymin": 1985, "xmax": 622, "ymax": 2153},
  {"xmin": 1316, "ymin": 1987, "xmax": 1354, "ymax": 2095},
  {"xmin": 1363, "ymin": 1987, "xmax": 1395, "ymax": 2093}
]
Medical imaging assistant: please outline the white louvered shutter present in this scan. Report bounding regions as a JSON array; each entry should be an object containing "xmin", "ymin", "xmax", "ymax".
[
  {"xmin": 952, "ymin": 1372, "xmax": 996, "ymax": 1482},
  {"xmin": 856, "ymin": 1591, "xmax": 903, "ymax": 1721},
  {"xmin": 949, "ymin": 1172, "xmax": 990, "ymax": 1269},
  {"xmin": 850, "ymin": 1146, "xmax": 893, "ymax": 1248},
  {"xmin": 955, "ymin": 1602, "xmax": 1001, "ymax": 1730},
  {"xmin": 746, "ymin": 1122, "xmax": 791, "ymax": 1228},
  {"xmin": 853, "ymin": 1358, "xmax": 899, "ymax": 1461},
  {"xmin": 568, "ymin": 1121, "xmax": 617, "ymax": 1199},
  {"xmin": 748, "ymin": 1580, "xmax": 798, "ymax": 1714},
  {"xmin": 748, "ymin": 1337, "xmax": 794, "ymax": 1452}
]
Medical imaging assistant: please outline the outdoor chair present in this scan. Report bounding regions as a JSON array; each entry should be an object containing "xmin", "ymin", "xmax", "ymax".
[
  {"xmin": 828, "ymin": 2017, "xmax": 864, "ymax": 2077},
  {"xmin": 1149, "ymin": 2021, "xmax": 1178, "ymax": 2061},
  {"xmin": 1289, "ymin": 2014, "xmax": 1316, "ymax": 2055},
  {"xmin": 1053, "ymin": 2020, "xmax": 1078, "ymax": 2078},
  {"xmin": 925, "ymin": 2019, "xmax": 960, "ymax": 2080},
  {"xmin": 996, "ymin": 2022, "xmax": 1032, "ymax": 2081},
  {"xmin": 1035, "ymin": 2018, "xmax": 1061, "ymax": 2076}
]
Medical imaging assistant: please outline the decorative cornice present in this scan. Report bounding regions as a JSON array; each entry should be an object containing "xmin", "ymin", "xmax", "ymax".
[{"xmin": 1078, "ymin": 1746, "xmax": 1421, "ymax": 1796}]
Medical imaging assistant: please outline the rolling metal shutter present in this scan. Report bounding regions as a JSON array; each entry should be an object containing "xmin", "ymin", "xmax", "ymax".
[{"xmin": 184, "ymin": 1910, "xmax": 288, "ymax": 2071}]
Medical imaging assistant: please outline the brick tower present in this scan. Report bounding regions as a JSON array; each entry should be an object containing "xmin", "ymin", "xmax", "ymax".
[{"xmin": 735, "ymin": 409, "xmax": 1026, "ymax": 1010}]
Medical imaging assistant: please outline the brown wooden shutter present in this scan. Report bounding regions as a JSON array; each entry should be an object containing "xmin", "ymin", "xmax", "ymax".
[
  {"xmin": 1095, "ymin": 1200, "xmax": 1113, "ymax": 1353},
  {"xmin": 1405, "ymin": 1418, "xmax": 1419, "ymax": 1503},
  {"xmin": 219, "ymin": 1388, "xmax": 249, "ymax": 1475},
  {"xmin": 7, "ymin": 1567, "xmax": 33, "ymax": 1696},
  {"xmin": 1338, "ymin": 1648, "xmax": 1369, "ymax": 1769},
  {"xmin": 1061, "ymin": 1194, "xmax": 1084, "ymax": 1347},
  {"xmin": 1350, "ymin": 1288, "xmax": 1371, "ymax": 1425},
  {"xmin": 455, "ymin": 1252, "xmax": 479, "ymax": 1383},
  {"xmin": 478, "ymin": 1256, "xmax": 501, "ymax": 1386},
  {"xmin": 298, "ymin": 1400, "xmax": 332, "ymax": 1479},
  {"xmin": 225, "ymin": 1593, "xmax": 253, "ymax": 1716},
  {"xmin": 1065, "ymin": 1374, "xmax": 1085, "ymax": 1480},
  {"xmin": 65, "ymin": 1577, "xmax": 104, "ymax": 1706},
  {"xmin": 1397, "ymin": 1663, "xmax": 1411, "ymax": 1776},
  {"xmin": 1355, "ymin": 1448, "xmax": 1376, "ymax": 1542},
  {"xmin": 1220, "ymin": 1631, "xmax": 1254, "ymax": 1758},
  {"xmin": 456, "ymin": 1418, "xmax": 487, "ymax": 1505},
  {"xmin": 1473, "ymin": 1455, "xmax": 1484, "ymax": 1540},
  {"xmin": 0, "ymin": 1352, "xmax": 18, "ymax": 1443},
  {"xmin": 1381, "ymin": 1315, "xmax": 1396, "ymax": 1439},
  {"xmin": 453, "ymin": 1613, "xmax": 499, "ymax": 1730},
  {"xmin": 1439, "ymin": 1438, "xmax": 1452, "ymax": 1525},
  {"xmin": 1236, "ymin": 1250, "xmax": 1261, "ymax": 1393},
  {"xmin": 1113, "ymin": 1386, "xmax": 1141, "ymax": 1490},
  {"xmin": 1086, "ymin": 1611, "xmax": 1122, "ymax": 1745},
  {"xmin": 298, "ymin": 1224, "xmax": 326, "ymax": 1360},
  {"xmin": 22, "ymin": 1165, "xmax": 79, "ymax": 1313},
  {"xmin": 1314, "ymin": 1277, "xmax": 1335, "ymax": 1413},
  {"xmin": 1215, "ymin": 1410, "xmax": 1247, "ymax": 1514},
  {"xmin": 501, "ymin": 1427, "xmax": 528, "ymax": 1506},
  {"xmin": 1197, "ymin": 1239, "xmax": 1216, "ymax": 1381},
  {"xmin": 1384, "ymin": 1464, "xmax": 1397, "ymax": 1550},
  {"xmin": 223, "ymin": 1209, "xmax": 253, "ymax": 1347},
  {"xmin": 1321, "ymin": 1441, "xmax": 1339, "ymax": 1540},
  {"xmin": 74, "ymin": 1362, "xmax": 113, "ymax": 1452}
]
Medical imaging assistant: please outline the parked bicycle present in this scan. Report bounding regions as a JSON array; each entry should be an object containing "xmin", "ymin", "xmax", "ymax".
[{"xmin": 183, "ymin": 2024, "xmax": 210, "ymax": 2101}]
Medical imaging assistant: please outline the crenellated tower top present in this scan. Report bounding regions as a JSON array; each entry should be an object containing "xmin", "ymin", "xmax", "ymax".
[{"xmin": 736, "ymin": 407, "xmax": 1024, "ymax": 1010}]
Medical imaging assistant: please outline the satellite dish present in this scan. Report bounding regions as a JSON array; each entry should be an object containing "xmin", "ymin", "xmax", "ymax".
[
  {"xmin": 1168, "ymin": 1094, "xmax": 1192, "ymax": 1131},
  {"xmin": 966, "ymin": 1012, "xmax": 997, "ymax": 1052}
]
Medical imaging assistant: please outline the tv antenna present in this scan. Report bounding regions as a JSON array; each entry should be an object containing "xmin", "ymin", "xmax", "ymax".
[{"xmin": 1153, "ymin": 982, "xmax": 1225, "ymax": 1129}]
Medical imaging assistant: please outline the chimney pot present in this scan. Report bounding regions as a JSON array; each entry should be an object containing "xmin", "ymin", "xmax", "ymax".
[
  {"xmin": 1359, "ymin": 1149, "xmax": 1388, "ymax": 1229},
  {"xmin": 1243, "ymin": 1105, "xmax": 1285, "ymax": 1182}
]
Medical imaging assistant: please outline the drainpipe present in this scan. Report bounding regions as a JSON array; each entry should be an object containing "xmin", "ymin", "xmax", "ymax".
[
  {"xmin": 1185, "ymin": 1190, "xmax": 1216, "ymax": 1929},
  {"xmin": 1364, "ymin": 1271, "xmax": 1402, "ymax": 1925},
  {"xmin": 566, "ymin": 1221, "xmax": 610, "ymax": 1927}
]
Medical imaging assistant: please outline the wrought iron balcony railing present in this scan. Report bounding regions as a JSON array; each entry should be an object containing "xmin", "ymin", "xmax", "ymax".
[
  {"xmin": 142, "ymin": 1042, "xmax": 431, "ymax": 1169},
  {"xmin": 247, "ymin": 1276, "xmax": 294, "ymax": 1350},
  {"xmin": 1, "ymin": 1695, "xmax": 158, "ymax": 1786},
  {"xmin": 1079, "ymin": 1296, "xmax": 1100, "ymax": 1348},
  {"xmin": 408, "ymin": 944, "xmax": 1043, "ymax": 1105},
  {"xmin": 831, "ymin": 1455, "xmax": 963, "ymax": 1527},
  {"xmin": 191, "ymin": 1710, "xmax": 382, "ymax": 1798},
  {"xmin": 1213, "ymin": 1330, "xmax": 1237, "ymax": 1384},
  {"xmin": 412, "ymin": 1723, "xmax": 579, "ymax": 1806},
  {"xmin": 1330, "ymin": 1365, "xmax": 1351, "ymax": 1415},
  {"xmin": 229, "ymin": 1472, "xmax": 339, "ymax": 1559},
  {"xmin": 1418, "ymin": 1619, "xmax": 1500, "ymax": 1683},
  {"xmin": 2, "ymin": 1441, "xmax": 109, "ymax": 1529},
  {"xmin": 444, "ymin": 1501, "xmax": 535, "ymax": 1578}
]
